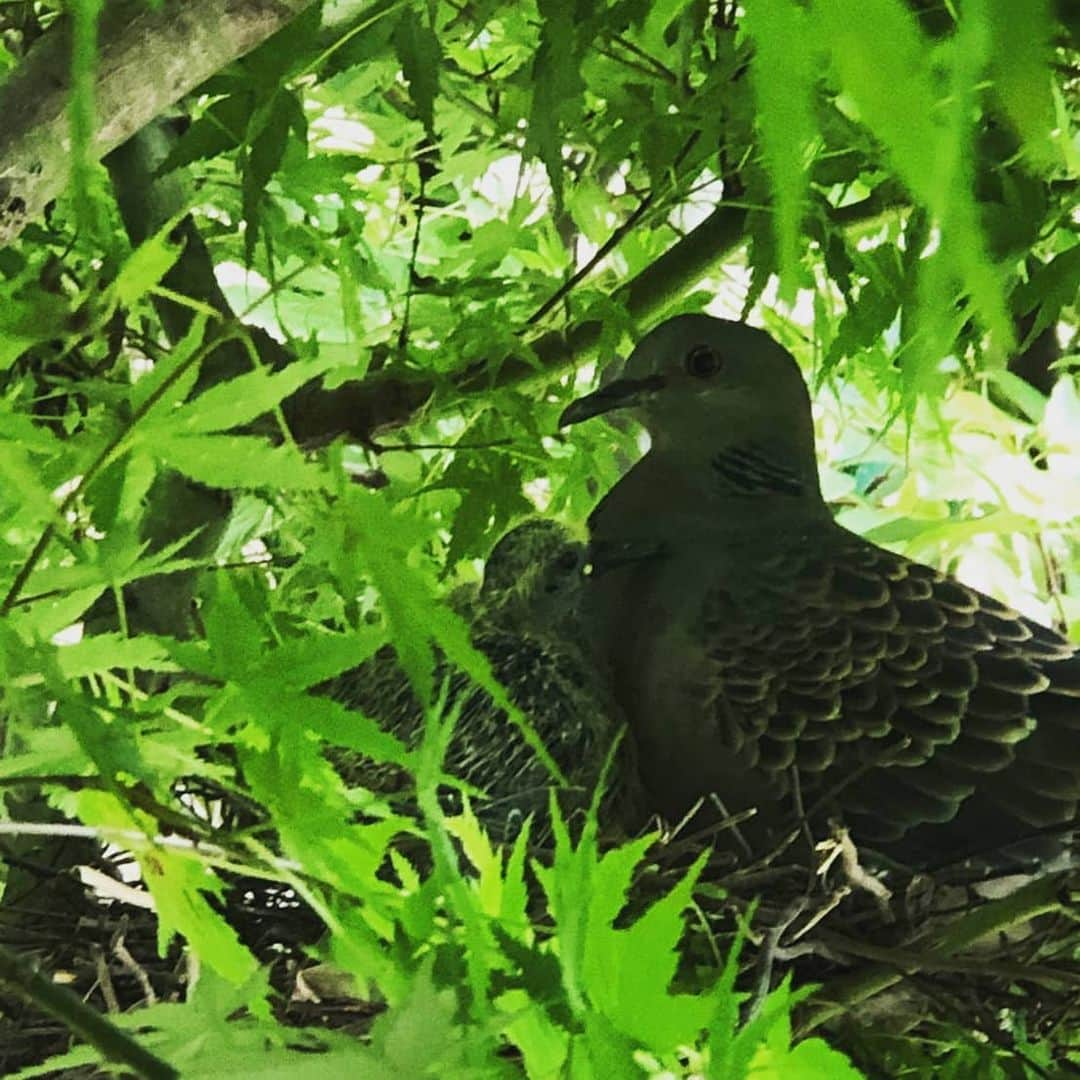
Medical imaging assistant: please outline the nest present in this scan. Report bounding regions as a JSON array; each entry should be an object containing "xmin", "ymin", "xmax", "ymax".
[
  {"xmin": 2, "ymin": 788, "xmax": 1077, "ymax": 1078},
  {"xmin": 641, "ymin": 801, "xmax": 1080, "ymax": 1075}
]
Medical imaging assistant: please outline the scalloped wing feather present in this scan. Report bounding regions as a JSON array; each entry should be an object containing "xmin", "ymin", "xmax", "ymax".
[{"xmin": 701, "ymin": 528, "xmax": 1080, "ymax": 847}]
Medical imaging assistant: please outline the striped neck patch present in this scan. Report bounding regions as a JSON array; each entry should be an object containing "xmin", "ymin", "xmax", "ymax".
[{"xmin": 712, "ymin": 444, "xmax": 804, "ymax": 496}]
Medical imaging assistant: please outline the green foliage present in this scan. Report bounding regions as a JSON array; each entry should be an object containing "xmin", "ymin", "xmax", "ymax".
[{"xmin": 0, "ymin": 0, "xmax": 1077, "ymax": 1075}]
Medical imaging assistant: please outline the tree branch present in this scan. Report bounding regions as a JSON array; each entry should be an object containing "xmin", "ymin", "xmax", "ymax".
[{"xmin": 0, "ymin": 0, "xmax": 316, "ymax": 246}]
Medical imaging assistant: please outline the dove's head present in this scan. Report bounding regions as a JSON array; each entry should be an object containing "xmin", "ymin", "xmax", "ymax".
[{"xmin": 560, "ymin": 315, "xmax": 821, "ymax": 500}]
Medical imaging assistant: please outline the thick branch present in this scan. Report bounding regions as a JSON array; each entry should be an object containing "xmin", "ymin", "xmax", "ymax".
[
  {"xmin": 283, "ymin": 203, "xmax": 752, "ymax": 444},
  {"xmin": 0, "ymin": 0, "xmax": 315, "ymax": 246}
]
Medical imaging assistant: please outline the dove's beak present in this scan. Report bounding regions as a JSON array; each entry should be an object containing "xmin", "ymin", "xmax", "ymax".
[{"xmin": 558, "ymin": 374, "xmax": 666, "ymax": 427}]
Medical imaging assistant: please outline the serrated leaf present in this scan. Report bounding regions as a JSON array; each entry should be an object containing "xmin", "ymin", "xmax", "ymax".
[
  {"xmin": 243, "ymin": 89, "xmax": 304, "ymax": 257},
  {"xmin": 0, "ymin": 429, "xmax": 61, "ymax": 524},
  {"xmin": 1015, "ymin": 243, "xmax": 1080, "ymax": 341},
  {"xmin": 744, "ymin": 1, "xmax": 818, "ymax": 301},
  {"xmin": 200, "ymin": 572, "xmax": 268, "ymax": 680},
  {"xmin": 749, "ymin": 1030, "xmax": 864, "ymax": 1078},
  {"xmin": 141, "ymin": 843, "xmax": 259, "ymax": 984},
  {"xmin": 152, "ymin": 434, "xmax": 327, "ymax": 490},
  {"xmin": 54, "ymin": 632, "xmax": 179, "ymax": 679},
  {"xmin": 528, "ymin": 0, "xmax": 584, "ymax": 209},
  {"xmin": 157, "ymin": 93, "xmax": 254, "ymax": 176},
  {"xmin": 339, "ymin": 490, "xmax": 565, "ymax": 784},
  {"xmin": 984, "ymin": 0, "xmax": 1058, "ymax": 168},
  {"xmin": 255, "ymin": 626, "xmax": 386, "ymax": 693},
  {"xmin": 129, "ymin": 312, "xmax": 210, "ymax": 416},
  {"xmin": 163, "ymin": 356, "xmax": 340, "ymax": 435},
  {"xmin": 394, "ymin": 10, "xmax": 442, "ymax": 140},
  {"xmin": 369, "ymin": 959, "xmax": 468, "ymax": 1073},
  {"xmin": 812, "ymin": 0, "xmax": 1012, "ymax": 353},
  {"xmin": 113, "ymin": 227, "xmax": 184, "ymax": 307},
  {"xmin": 584, "ymin": 846, "xmax": 713, "ymax": 1049},
  {"xmin": 8, "ymin": 586, "xmax": 107, "ymax": 641},
  {"xmin": 0, "ymin": 725, "xmax": 85, "ymax": 780},
  {"xmin": 0, "ymin": 289, "xmax": 72, "ymax": 370},
  {"xmin": 444, "ymin": 800, "xmax": 505, "ymax": 915},
  {"xmin": 294, "ymin": 693, "xmax": 413, "ymax": 767}
]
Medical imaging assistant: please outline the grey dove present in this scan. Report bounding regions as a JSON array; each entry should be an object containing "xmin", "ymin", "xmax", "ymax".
[
  {"xmin": 560, "ymin": 315, "xmax": 1080, "ymax": 870},
  {"xmin": 325, "ymin": 518, "xmax": 641, "ymax": 842}
]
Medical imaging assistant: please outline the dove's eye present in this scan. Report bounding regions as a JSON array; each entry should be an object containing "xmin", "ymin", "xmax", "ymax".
[{"xmin": 685, "ymin": 345, "xmax": 723, "ymax": 378}]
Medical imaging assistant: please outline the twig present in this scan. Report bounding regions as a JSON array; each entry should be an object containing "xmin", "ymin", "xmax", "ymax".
[
  {"xmin": 369, "ymin": 437, "xmax": 515, "ymax": 453},
  {"xmin": 741, "ymin": 736, "xmax": 915, "ymax": 877},
  {"xmin": 113, "ymin": 929, "xmax": 158, "ymax": 1006},
  {"xmin": 527, "ymin": 132, "xmax": 701, "ymax": 327},
  {"xmin": 819, "ymin": 823, "xmax": 893, "ymax": 920},
  {"xmin": 788, "ymin": 887, "xmax": 851, "ymax": 943},
  {"xmin": 787, "ymin": 766, "xmax": 817, "ymax": 868},
  {"xmin": 610, "ymin": 33, "xmax": 679, "ymax": 82},
  {"xmin": 797, "ymin": 872, "xmax": 1071, "ymax": 1035},
  {"xmin": 813, "ymin": 928, "xmax": 1080, "ymax": 987},
  {"xmin": 397, "ymin": 148, "xmax": 430, "ymax": 358},
  {"xmin": 747, "ymin": 897, "xmax": 808, "ymax": 1020},
  {"xmin": 1034, "ymin": 531, "xmax": 1069, "ymax": 632},
  {"xmin": 708, "ymin": 795, "xmax": 754, "ymax": 861},
  {"xmin": 0, "ymin": 941, "xmax": 178, "ymax": 1079},
  {"xmin": 92, "ymin": 945, "xmax": 122, "ymax": 1014}
]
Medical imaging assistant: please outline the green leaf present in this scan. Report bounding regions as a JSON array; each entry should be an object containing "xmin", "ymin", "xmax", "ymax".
[
  {"xmin": 141, "ymin": 844, "xmax": 260, "ymax": 985},
  {"xmin": 54, "ymin": 632, "xmax": 179, "ymax": 679},
  {"xmin": 243, "ymin": 89, "xmax": 305, "ymax": 257},
  {"xmin": 129, "ymin": 312, "xmax": 210, "ymax": 416},
  {"xmin": 984, "ymin": 0, "xmax": 1059, "ymax": 168},
  {"xmin": 584, "ymin": 846, "xmax": 713, "ymax": 1049},
  {"xmin": 337, "ymin": 489, "xmax": 566, "ymax": 784},
  {"xmin": 163, "ymin": 355, "xmax": 340, "ymax": 435},
  {"xmin": 983, "ymin": 369, "xmax": 1046, "ymax": 423},
  {"xmin": 112, "ymin": 227, "xmax": 184, "ymax": 307},
  {"xmin": 150, "ymin": 434, "xmax": 328, "ymax": 490},
  {"xmin": 1015, "ymin": 243, "xmax": 1080, "ymax": 341},
  {"xmin": 394, "ymin": 9, "xmax": 442, "ymax": 140},
  {"xmin": 744, "ymin": 0, "xmax": 818, "ymax": 301},
  {"xmin": 0, "ymin": 289, "xmax": 72, "ymax": 370},
  {"xmin": 528, "ymin": 0, "xmax": 584, "ymax": 208},
  {"xmin": 296, "ymin": 693, "xmax": 413, "ymax": 768},
  {"xmin": 812, "ymin": 0, "xmax": 1012, "ymax": 352},
  {"xmin": 157, "ymin": 93, "xmax": 254, "ymax": 175},
  {"xmin": 367, "ymin": 959, "xmax": 474, "ymax": 1074}
]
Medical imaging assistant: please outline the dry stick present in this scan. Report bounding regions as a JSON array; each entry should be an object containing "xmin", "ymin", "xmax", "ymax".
[
  {"xmin": 0, "ymin": 942, "xmax": 179, "ymax": 1080},
  {"xmin": 796, "ymin": 872, "xmax": 1071, "ymax": 1036},
  {"xmin": 112, "ymin": 933, "xmax": 158, "ymax": 1006},
  {"xmin": 729, "ymin": 735, "xmax": 915, "ymax": 882},
  {"xmin": 92, "ymin": 945, "xmax": 122, "ymax": 1014},
  {"xmin": 747, "ymin": 896, "xmax": 809, "ymax": 1021},
  {"xmin": 810, "ymin": 929, "xmax": 1080, "ymax": 989}
]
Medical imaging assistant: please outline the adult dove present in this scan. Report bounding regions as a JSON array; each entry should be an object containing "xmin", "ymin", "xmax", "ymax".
[{"xmin": 561, "ymin": 315, "xmax": 1080, "ymax": 869}]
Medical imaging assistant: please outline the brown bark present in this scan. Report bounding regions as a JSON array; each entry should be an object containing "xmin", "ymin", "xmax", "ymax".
[{"xmin": 0, "ymin": 0, "xmax": 316, "ymax": 246}]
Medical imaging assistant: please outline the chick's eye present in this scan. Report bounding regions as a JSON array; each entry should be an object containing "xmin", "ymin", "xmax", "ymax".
[
  {"xmin": 685, "ymin": 344, "xmax": 723, "ymax": 378},
  {"xmin": 555, "ymin": 549, "xmax": 582, "ymax": 573}
]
